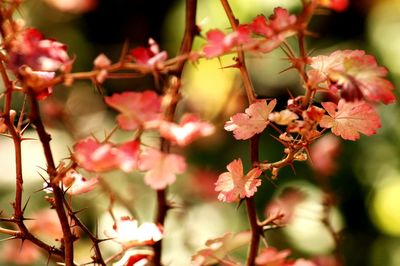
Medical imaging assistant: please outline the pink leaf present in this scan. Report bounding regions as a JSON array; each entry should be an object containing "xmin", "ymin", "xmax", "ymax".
[
  {"xmin": 246, "ymin": 8, "xmax": 297, "ymax": 54},
  {"xmin": 225, "ymin": 99, "xmax": 276, "ymax": 140},
  {"xmin": 192, "ymin": 232, "xmax": 251, "ymax": 266},
  {"xmin": 203, "ymin": 26, "xmax": 250, "ymax": 58},
  {"xmin": 105, "ymin": 90, "xmax": 162, "ymax": 130},
  {"xmin": 255, "ymin": 247, "xmax": 291, "ymax": 266},
  {"xmin": 248, "ymin": 15, "xmax": 273, "ymax": 37},
  {"xmin": 73, "ymin": 138, "xmax": 140, "ymax": 172},
  {"xmin": 249, "ymin": 8, "xmax": 296, "ymax": 37},
  {"xmin": 319, "ymin": 100, "xmax": 381, "ymax": 141},
  {"xmin": 269, "ymin": 7, "xmax": 297, "ymax": 32},
  {"xmin": 139, "ymin": 148, "xmax": 186, "ymax": 190},
  {"xmin": 310, "ymin": 50, "xmax": 396, "ymax": 104},
  {"xmin": 159, "ymin": 113, "xmax": 215, "ymax": 146},
  {"xmin": 309, "ymin": 133, "xmax": 341, "ymax": 177},
  {"xmin": 215, "ymin": 159, "xmax": 262, "ymax": 202}
]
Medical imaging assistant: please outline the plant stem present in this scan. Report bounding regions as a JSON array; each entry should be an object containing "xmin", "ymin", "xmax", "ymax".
[
  {"xmin": 28, "ymin": 93, "xmax": 75, "ymax": 266},
  {"xmin": 153, "ymin": 1, "xmax": 197, "ymax": 265},
  {"xmin": 63, "ymin": 198, "xmax": 106, "ymax": 266},
  {"xmin": 220, "ymin": 0, "xmax": 256, "ymax": 103},
  {"xmin": 220, "ymin": 1, "xmax": 261, "ymax": 264},
  {"xmin": 0, "ymin": 61, "xmax": 65, "ymax": 261}
]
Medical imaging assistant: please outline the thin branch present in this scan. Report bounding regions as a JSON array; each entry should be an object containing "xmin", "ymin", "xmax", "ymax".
[
  {"xmin": 62, "ymin": 198, "xmax": 106, "ymax": 266},
  {"xmin": 220, "ymin": 1, "xmax": 261, "ymax": 265},
  {"xmin": 153, "ymin": 1, "xmax": 198, "ymax": 265},
  {"xmin": 28, "ymin": 93, "xmax": 75, "ymax": 266},
  {"xmin": 0, "ymin": 227, "xmax": 19, "ymax": 236},
  {"xmin": 220, "ymin": 0, "xmax": 256, "ymax": 104}
]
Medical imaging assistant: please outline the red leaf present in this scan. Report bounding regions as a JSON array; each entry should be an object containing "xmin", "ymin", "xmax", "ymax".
[
  {"xmin": 225, "ymin": 99, "xmax": 276, "ymax": 140},
  {"xmin": 130, "ymin": 38, "xmax": 167, "ymax": 66},
  {"xmin": 215, "ymin": 159, "xmax": 262, "ymax": 202},
  {"xmin": 319, "ymin": 100, "xmax": 381, "ymax": 141}
]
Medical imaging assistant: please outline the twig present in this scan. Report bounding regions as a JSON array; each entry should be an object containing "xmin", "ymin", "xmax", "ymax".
[
  {"xmin": 153, "ymin": 1, "xmax": 198, "ymax": 265},
  {"xmin": 28, "ymin": 93, "xmax": 75, "ymax": 266},
  {"xmin": 0, "ymin": 61, "xmax": 65, "ymax": 260},
  {"xmin": 220, "ymin": 1, "xmax": 261, "ymax": 265},
  {"xmin": 220, "ymin": 0, "xmax": 256, "ymax": 104},
  {"xmin": 62, "ymin": 198, "xmax": 106, "ymax": 266}
]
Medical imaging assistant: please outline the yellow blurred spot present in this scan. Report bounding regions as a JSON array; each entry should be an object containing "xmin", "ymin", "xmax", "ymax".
[
  {"xmin": 368, "ymin": 1, "xmax": 400, "ymax": 75},
  {"xmin": 371, "ymin": 176, "xmax": 400, "ymax": 236},
  {"xmin": 182, "ymin": 56, "xmax": 237, "ymax": 118}
]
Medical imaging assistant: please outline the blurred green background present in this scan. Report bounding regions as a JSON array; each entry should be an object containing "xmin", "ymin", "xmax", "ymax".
[{"xmin": 1, "ymin": 0, "xmax": 400, "ymax": 265}]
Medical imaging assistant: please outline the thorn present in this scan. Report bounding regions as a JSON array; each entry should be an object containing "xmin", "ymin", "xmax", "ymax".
[
  {"xmin": 72, "ymin": 207, "xmax": 89, "ymax": 216},
  {"xmin": 236, "ymin": 198, "xmax": 245, "ymax": 210},
  {"xmin": 96, "ymin": 237, "xmax": 114, "ymax": 243},
  {"xmin": 20, "ymin": 122, "xmax": 31, "ymax": 135},
  {"xmin": 304, "ymin": 146, "xmax": 313, "ymax": 165},
  {"xmin": 278, "ymin": 65, "xmax": 296, "ymax": 74},
  {"xmin": 0, "ymin": 217, "xmax": 18, "ymax": 223},
  {"xmin": 21, "ymin": 216, "xmax": 36, "ymax": 221},
  {"xmin": 0, "ymin": 236, "xmax": 18, "ymax": 242},
  {"xmin": 289, "ymin": 163, "xmax": 296, "ymax": 175},
  {"xmin": 0, "ymin": 133, "xmax": 13, "ymax": 139},
  {"xmin": 219, "ymin": 62, "xmax": 240, "ymax": 69},
  {"xmin": 119, "ymin": 39, "xmax": 130, "ymax": 62},
  {"xmin": 270, "ymin": 134, "xmax": 289, "ymax": 146},
  {"xmin": 22, "ymin": 196, "xmax": 31, "ymax": 214},
  {"xmin": 20, "ymin": 137, "xmax": 37, "ymax": 141}
]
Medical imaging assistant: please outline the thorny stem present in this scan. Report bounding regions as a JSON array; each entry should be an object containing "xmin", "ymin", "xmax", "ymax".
[
  {"xmin": 62, "ymin": 198, "xmax": 106, "ymax": 266},
  {"xmin": 220, "ymin": 1, "xmax": 261, "ymax": 265},
  {"xmin": 220, "ymin": 0, "xmax": 256, "ymax": 104},
  {"xmin": 153, "ymin": 0, "xmax": 197, "ymax": 265},
  {"xmin": 0, "ymin": 61, "xmax": 23, "ymax": 219},
  {"xmin": 0, "ymin": 61, "xmax": 65, "ymax": 260},
  {"xmin": 28, "ymin": 93, "xmax": 75, "ymax": 266}
]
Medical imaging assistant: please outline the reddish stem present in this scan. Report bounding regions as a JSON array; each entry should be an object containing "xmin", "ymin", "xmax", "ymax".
[
  {"xmin": 152, "ymin": 1, "xmax": 197, "ymax": 265},
  {"xmin": 28, "ymin": 93, "xmax": 75, "ymax": 266},
  {"xmin": 0, "ymin": 62, "xmax": 65, "ymax": 260},
  {"xmin": 220, "ymin": 0, "xmax": 261, "ymax": 264}
]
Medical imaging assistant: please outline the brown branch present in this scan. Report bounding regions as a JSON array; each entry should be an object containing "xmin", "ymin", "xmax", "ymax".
[
  {"xmin": 220, "ymin": 0, "xmax": 256, "ymax": 104},
  {"xmin": 152, "ymin": 1, "xmax": 198, "ymax": 265},
  {"xmin": 220, "ymin": 1, "xmax": 261, "ymax": 265},
  {"xmin": 0, "ymin": 61, "xmax": 65, "ymax": 261},
  {"xmin": 28, "ymin": 93, "xmax": 75, "ymax": 266},
  {"xmin": 62, "ymin": 198, "xmax": 106, "ymax": 266}
]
